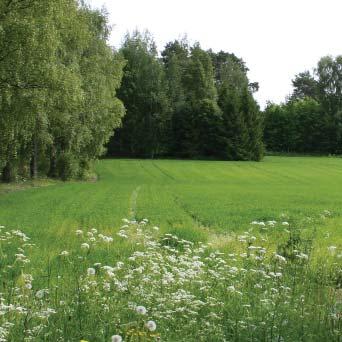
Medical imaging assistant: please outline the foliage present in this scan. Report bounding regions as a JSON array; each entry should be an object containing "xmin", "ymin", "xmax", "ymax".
[
  {"xmin": 0, "ymin": 0, "xmax": 124, "ymax": 182},
  {"xmin": 264, "ymin": 55, "xmax": 342, "ymax": 154},
  {"xmin": 107, "ymin": 31, "xmax": 170, "ymax": 158},
  {"xmin": 108, "ymin": 35, "xmax": 264, "ymax": 161}
]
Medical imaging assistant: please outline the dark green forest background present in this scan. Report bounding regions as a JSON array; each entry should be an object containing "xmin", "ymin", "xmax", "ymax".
[{"xmin": 1, "ymin": 0, "xmax": 342, "ymax": 182}]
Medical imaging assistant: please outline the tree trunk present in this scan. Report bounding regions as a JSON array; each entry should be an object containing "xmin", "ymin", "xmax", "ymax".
[
  {"xmin": 48, "ymin": 145, "xmax": 57, "ymax": 178},
  {"xmin": 31, "ymin": 134, "xmax": 38, "ymax": 179},
  {"xmin": 2, "ymin": 161, "xmax": 15, "ymax": 183}
]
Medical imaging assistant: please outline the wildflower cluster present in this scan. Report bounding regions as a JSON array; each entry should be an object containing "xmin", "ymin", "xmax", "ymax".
[
  {"xmin": 0, "ymin": 219, "xmax": 340, "ymax": 341},
  {"xmin": 0, "ymin": 227, "xmax": 55, "ymax": 341}
]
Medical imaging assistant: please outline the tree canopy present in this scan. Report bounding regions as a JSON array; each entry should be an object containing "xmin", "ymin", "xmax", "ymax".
[
  {"xmin": 264, "ymin": 55, "xmax": 342, "ymax": 154},
  {"xmin": 107, "ymin": 35, "xmax": 264, "ymax": 161},
  {"xmin": 1, "ymin": 7, "xmax": 270, "ymax": 184},
  {"xmin": 0, "ymin": 0, "xmax": 125, "ymax": 181}
]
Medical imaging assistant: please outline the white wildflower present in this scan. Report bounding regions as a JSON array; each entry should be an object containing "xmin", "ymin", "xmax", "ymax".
[
  {"xmin": 328, "ymin": 246, "xmax": 337, "ymax": 255},
  {"xmin": 117, "ymin": 230, "xmax": 128, "ymax": 238},
  {"xmin": 274, "ymin": 253, "xmax": 287, "ymax": 263},
  {"xmin": 136, "ymin": 305, "xmax": 147, "ymax": 315},
  {"xmin": 146, "ymin": 320, "xmax": 157, "ymax": 331},
  {"xmin": 87, "ymin": 268, "xmax": 96, "ymax": 276},
  {"xmin": 35, "ymin": 289, "xmax": 48, "ymax": 299},
  {"xmin": 103, "ymin": 282, "xmax": 111, "ymax": 291},
  {"xmin": 81, "ymin": 243, "xmax": 90, "ymax": 250},
  {"xmin": 111, "ymin": 335, "xmax": 122, "ymax": 342}
]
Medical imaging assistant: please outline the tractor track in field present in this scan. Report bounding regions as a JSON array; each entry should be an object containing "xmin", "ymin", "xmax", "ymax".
[
  {"xmin": 137, "ymin": 160, "xmax": 232, "ymax": 246},
  {"xmin": 151, "ymin": 161, "xmax": 176, "ymax": 180},
  {"xmin": 172, "ymin": 193, "xmax": 234, "ymax": 246},
  {"xmin": 129, "ymin": 185, "xmax": 141, "ymax": 220}
]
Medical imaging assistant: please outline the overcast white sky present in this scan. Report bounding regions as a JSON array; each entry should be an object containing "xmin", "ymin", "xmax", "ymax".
[{"xmin": 88, "ymin": 0, "xmax": 342, "ymax": 108}]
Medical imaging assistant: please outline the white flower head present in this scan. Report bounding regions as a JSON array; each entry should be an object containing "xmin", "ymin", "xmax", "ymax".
[
  {"xmin": 75, "ymin": 229, "xmax": 83, "ymax": 236},
  {"xmin": 274, "ymin": 253, "xmax": 287, "ymax": 263},
  {"xmin": 146, "ymin": 320, "xmax": 157, "ymax": 331},
  {"xmin": 60, "ymin": 250, "xmax": 69, "ymax": 256},
  {"xmin": 81, "ymin": 243, "xmax": 90, "ymax": 250},
  {"xmin": 328, "ymin": 246, "xmax": 337, "ymax": 255},
  {"xmin": 111, "ymin": 335, "xmax": 122, "ymax": 342},
  {"xmin": 35, "ymin": 289, "xmax": 45, "ymax": 299},
  {"xmin": 136, "ymin": 305, "xmax": 147, "ymax": 315},
  {"xmin": 103, "ymin": 282, "xmax": 111, "ymax": 291},
  {"xmin": 87, "ymin": 267, "xmax": 96, "ymax": 276}
]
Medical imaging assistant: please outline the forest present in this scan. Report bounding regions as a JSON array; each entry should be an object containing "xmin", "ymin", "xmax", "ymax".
[{"xmin": 1, "ymin": 0, "xmax": 342, "ymax": 183}]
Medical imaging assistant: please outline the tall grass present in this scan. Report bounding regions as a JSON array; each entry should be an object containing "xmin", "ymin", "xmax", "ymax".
[{"xmin": 0, "ymin": 218, "xmax": 340, "ymax": 341}]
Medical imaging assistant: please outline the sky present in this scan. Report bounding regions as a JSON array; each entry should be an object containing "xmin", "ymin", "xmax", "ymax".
[{"xmin": 88, "ymin": 0, "xmax": 342, "ymax": 108}]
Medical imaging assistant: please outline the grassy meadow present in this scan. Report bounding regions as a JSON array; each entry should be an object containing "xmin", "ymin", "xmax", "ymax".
[{"xmin": 0, "ymin": 156, "xmax": 341, "ymax": 341}]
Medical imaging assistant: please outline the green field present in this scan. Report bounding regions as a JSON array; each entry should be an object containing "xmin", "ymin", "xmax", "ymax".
[
  {"xmin": 1, "ymin": 156, "xmax": 342, "ymax": 249},
  {"xmin": 0, "ymin": 156, "xmax": 341, "ymax": 341}
]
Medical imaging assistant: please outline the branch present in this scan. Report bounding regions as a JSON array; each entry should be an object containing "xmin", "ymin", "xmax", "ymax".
[{"xmin": 0, "ymin": 78, "xmax": 48, "ymax": 90}]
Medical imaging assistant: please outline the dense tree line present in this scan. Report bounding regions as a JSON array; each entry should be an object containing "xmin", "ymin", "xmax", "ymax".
[
  {"xmin": 107, "ymin": 32, "xmax": 264, "ymax": 161},
  {"xmin": 1, "ymin": 7, "xmax": 264, "ymax": 184},
  {"xmin": 264, "ymin": 56, "xmax": 342, "ymax": 154},
  {"xmin": 0, "ymin": 0, "xmax": 125, "ymax": 182}
]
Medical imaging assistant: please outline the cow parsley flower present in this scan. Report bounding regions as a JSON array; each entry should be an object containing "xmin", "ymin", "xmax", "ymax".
[
  {"xmin": 274, "ymin": 253, "xmax": 287, "ymax": 263},
  {"xmin": 81, "ymin": 243, "xmax": 90, "ymax": 250}
]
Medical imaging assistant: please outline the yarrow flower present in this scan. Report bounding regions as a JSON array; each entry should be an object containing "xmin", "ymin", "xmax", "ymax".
[
  {"xmin": 146, "ymin": 320, "xmax": 157, "ymax": 331},
  {"xmin": 136, "ymin": 305, "xmax": 147, "ymax": 315},
  {"xmin": 60, "ymin": 250, "xmax": 69, "ymax": 256},
  {"xmin": 87, "ymin": 268, "xmax": 96, "ymax": 276}
]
